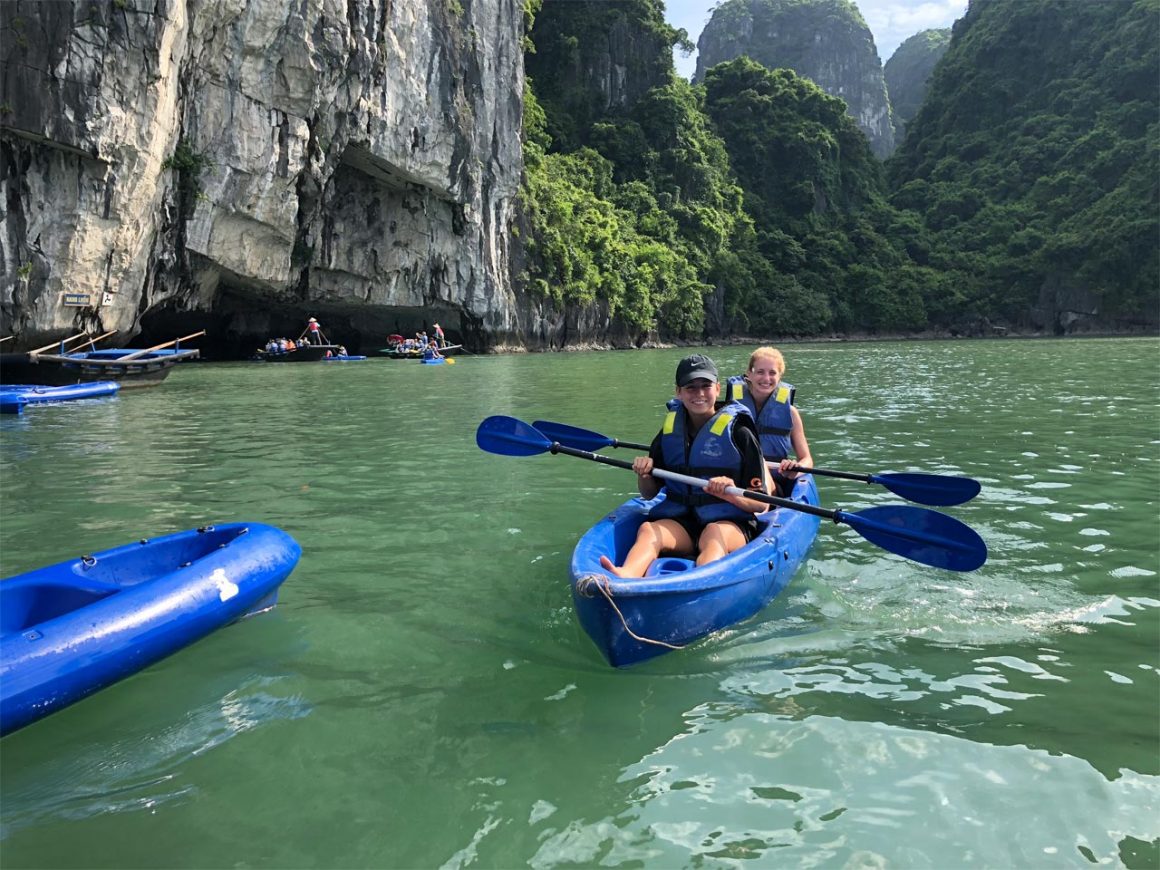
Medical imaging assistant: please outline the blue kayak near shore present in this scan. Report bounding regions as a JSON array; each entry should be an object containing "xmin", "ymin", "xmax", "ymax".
[
  {"xmin": 0, "ymin": 381, "xmax": 120, "ymax": 414},
  {"xmin": 0, "ymin": 522, "xmax": 301, "ymax": 736},
  {"xmin": 569, "ymin": 475, "xmax": 821, "ymax": 667}
]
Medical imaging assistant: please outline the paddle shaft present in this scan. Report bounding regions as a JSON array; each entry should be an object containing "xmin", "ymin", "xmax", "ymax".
[
  {"xmin": 548, "ymin": 441, "xmax": 985, "ymax": 556},
  {"xmin": 572, "ymin": 433, "xmax": 854, "ymax": 481},
  {"xmin": 115, "ymin": 330, "xmax": 206, "ymax": 361},
  {"xmin": 788, "ymin": 465, "xmax": 871, "ymax": 483},
  {"xmin": 572, "ymin": 436, "xmax": 856, "ymax": 482},
  {"xmin": 28, "ymin": 330, "xmax": 117, "ymax": 356},
  {"xmin": 548, "ymin": 442, "xmax": 838, "ymax": 521}
]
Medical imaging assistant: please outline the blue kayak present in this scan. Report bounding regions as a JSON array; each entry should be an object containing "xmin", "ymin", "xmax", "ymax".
[
  {"xmin": 0, "ymin": 522, "xmax": 301, "ymax": 736},
  {"xmin": 323, "ymin": 354, "xmax": 367, "ymax": 361},
  {"xmin": 0, "ymin": 381, "xmax": 120, "ymax": 414},
  {"xmin": 569, "ymin": 475, "xmax": 820, "ymax": 667},
  {"xmin": 421, "ymin": 357, "xmax": 446, "ymax": 365}
]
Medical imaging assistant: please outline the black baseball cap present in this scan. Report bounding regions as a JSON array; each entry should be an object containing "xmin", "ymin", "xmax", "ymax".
[{"xmin": 675, "ymin": 353, "xmax": 718, "ymax": 387}]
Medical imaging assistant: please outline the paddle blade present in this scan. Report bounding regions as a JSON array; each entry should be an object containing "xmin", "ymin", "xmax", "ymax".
[
  {"xmin": 532, "ymin": 420, "xmax": 614, "ymax": 452},
  {"xmin": 838, "ymin": 505, "xmax": 987, "ymax": 572},
  {"xmin": 446, "ymin": 358, "xmax": 455, "ymax": 365},
  {"xmin": 476, "ymin": 416, "xmax": 551, "ymax": 456},
  {"xmin": 871, "ymin": 472, "xmax": 981, "ymax": 506}
]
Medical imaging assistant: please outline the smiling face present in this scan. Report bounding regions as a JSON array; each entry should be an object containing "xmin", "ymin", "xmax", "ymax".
[
  {"xmin": 676, "ymin": 378, "xmax": 720, "ymax": 420},
  {"xmin": 746, "ymin": 351, "xmax": 784, "ymax": 403}
]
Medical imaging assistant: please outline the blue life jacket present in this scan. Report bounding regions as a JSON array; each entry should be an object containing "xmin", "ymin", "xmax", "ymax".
[
  {"xmin": 724, "ymin": 375, "xmax": 795, "ymax": 461},
  {"xmin": 649, "ymin": 399, "xmax": 755, "ymax": 524}
]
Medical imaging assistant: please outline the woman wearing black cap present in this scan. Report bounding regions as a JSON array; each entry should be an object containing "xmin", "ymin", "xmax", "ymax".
[{"xmin": 599, "ymin": 353, "xmax": 772, "ymax": 578}]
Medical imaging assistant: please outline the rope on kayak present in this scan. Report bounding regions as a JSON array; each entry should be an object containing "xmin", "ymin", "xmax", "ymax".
[{"xmin": 575, "ymin": 574, "xmax": 685, "ymax": 651}]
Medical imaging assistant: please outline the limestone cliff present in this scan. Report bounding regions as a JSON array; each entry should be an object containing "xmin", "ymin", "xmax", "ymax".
[
  {"xmin": 525, "ymin": 0, "xmax": 675, "ymax": 150},
  {"xmin": 883, "ymin": 28, "xmax": 951, "ymax": 144},
  {"xmin": 695, "ymin": 0, "xmax": 895, "ymax": 158},
  {"xmin": 0, "ymin": 0, "xmax": 526, "ymax": 354}
]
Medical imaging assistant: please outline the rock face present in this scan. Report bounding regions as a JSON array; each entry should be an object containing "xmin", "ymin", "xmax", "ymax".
[
  {"xmin": 695, "ymin": 0, "xmax": 895, "ymax": 158},
  {"xmin": 0, "ymin": 0, "xmax": 527, "ymax": 353},
  {"xmin": 883, "ymin": 29, "xmax": 951, "ymax": 144},
  {"xmin": 525, "ymin": 0, "xmax": 675, "ymax": 149}
]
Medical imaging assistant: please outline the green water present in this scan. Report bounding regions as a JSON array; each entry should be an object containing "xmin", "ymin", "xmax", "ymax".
[{"xmin": 1, "ymin": 338, "xmax": 1157, "ymax": 869}]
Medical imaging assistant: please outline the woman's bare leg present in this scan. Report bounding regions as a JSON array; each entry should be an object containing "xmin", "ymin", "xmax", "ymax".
[
  {"xmin": 695, "ymin": 521, "xmax": 748, "ymax": 566},
  {"xmin": 599, "ymin": 519, "xmax": 693, "ymax": 578}
]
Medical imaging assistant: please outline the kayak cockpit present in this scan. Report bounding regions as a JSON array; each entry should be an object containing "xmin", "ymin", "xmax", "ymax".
[
  {"xmin": 65, "ymin": 525, "xmax": 249, "ymax": 586},
  {"xmin": 1, "ymin": 580, "xmax": 120, "ymax": 634}
]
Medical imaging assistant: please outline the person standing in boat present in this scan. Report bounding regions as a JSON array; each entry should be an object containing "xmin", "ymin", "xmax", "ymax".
[
  {"xmin": 433, "ymin": 322, "xmax": 445, "ymax": 347},
  {"xmin": 722, "ymin": 347, "xmax": 814, "ymax": 497},
  {"xmin": 598, "ymin": 354, "xmax": 771, "ymax": 579},
  {"xmin": 303, "ymin": 317, "xmax": 324, "ymax": 345}
]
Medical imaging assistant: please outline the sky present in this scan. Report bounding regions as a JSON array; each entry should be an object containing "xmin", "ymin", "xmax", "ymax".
[{"xmin": 666, "ymin": 0, "xmax": 969, "ymax": 80}]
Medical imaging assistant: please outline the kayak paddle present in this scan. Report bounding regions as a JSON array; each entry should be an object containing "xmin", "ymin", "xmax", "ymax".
[
  {"xmin": 532, "ymin": 419, "xmax": 980, "ymax": 507},
  {"xmin": 480, "ymin": 416, "xmax": 987, "ymax": 572}
]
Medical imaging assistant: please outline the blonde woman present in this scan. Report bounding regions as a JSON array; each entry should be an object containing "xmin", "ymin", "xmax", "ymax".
[{"xmin": 722, "ymin": 347, "xmax": 813, "ymax": 496}]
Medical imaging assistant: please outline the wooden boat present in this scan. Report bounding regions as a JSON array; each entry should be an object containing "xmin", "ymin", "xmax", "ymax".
[
  {"xmin": 0, "ymin": 331, "xmax": 203, "ymax": 389},
  {"xmin": 262, "ymin": 343, "xmax": 342, "ymax": 362},
  {"xmin": 569, "ymin": 475, "xmax": 821, "ymax": 667},
  {"xmin": 0, "ymin": 381, "xmax": 120, "ymax": 415},
  {"xmin": 0, "ymin": 522, "xmax": 301, "ymax": 736},
  {"xmin": 381, "ymin": 344, "xmax": 460, "ymax": 359}
]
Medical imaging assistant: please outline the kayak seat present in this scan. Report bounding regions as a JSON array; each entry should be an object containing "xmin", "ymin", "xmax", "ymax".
[
  {"xmin": 646, "ymin": 557, "xmax": 695, "ymax": 577},
  {"xmin": 0, "ymin": 580, "xmax": 120, "ymax": 635}
]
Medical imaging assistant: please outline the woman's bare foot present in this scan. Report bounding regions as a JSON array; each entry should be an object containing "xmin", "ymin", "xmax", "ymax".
[{"xmin": 598, "ymin": 555, "xmax": 634, "ymax": 578}]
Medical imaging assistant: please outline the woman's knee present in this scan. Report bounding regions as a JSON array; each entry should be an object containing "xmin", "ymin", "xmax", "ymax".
[{"xmin": 699, "ymin": 521, "xmax": 744, "ymax": 554}]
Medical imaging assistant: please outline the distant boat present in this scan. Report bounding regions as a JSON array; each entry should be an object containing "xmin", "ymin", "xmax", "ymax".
[
  {"xmin": 262, "ymin": 344, "xmax": 343, "ymax": 362},
  {"xmin": 381, "ymin": 344, "xmax": 460, "ymax": 359},
  {"xmin": 0, "ymin": 330, "xmax": 203, "ymax": 389}
]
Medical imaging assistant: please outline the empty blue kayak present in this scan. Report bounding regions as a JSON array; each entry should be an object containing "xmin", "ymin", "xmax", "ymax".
[
  {"xmin": 569, "ymin": 475, "xmax": 820, "ymax": 667},
  {"xmin": 0, "ymin": 381, "xmax": 120, "ymax": 414},
  {"xmin": 0, "ymin": 522, "xmax": 301, "ymax": 736}
]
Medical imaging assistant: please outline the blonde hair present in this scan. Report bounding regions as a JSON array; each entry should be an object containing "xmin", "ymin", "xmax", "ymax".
[{"xmin": 748, "ymin": 346, "xmax": 785, "ymax": 375}]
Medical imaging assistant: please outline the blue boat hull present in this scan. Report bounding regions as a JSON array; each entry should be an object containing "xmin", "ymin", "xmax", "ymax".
[
  {"xmin": 0, "ymin": 381, "xmax": 120, "ymax": 414},
  {"xmin": 569, "ymin": 475, "xmax": 820, "ymax": 667},
  {"xmin": 0, "ymin": 522, "xmax": 301, "ymax": 736}
]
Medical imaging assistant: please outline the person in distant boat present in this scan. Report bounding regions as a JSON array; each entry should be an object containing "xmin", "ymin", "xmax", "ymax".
[
  {"xmin": 597, "ymin": 354, "xmax": 771, "ymax": 579},
  {"xmin": 433, "ymin": 322, "xmax": 445, "ymax": 347},
  {"xmin": 422, "ymin": 342, "xmax": 443, "ymax": 360},
  {"xmin": 337, "ymin": 345, "xmax": 348, "ymax": 357},
  {"xmin": 304, "ymin": 317, "xmax": 323, "ymax": 345},
  {"xmin": 722, "ymin": 347, "xmax": 813, "ymax": 497}
]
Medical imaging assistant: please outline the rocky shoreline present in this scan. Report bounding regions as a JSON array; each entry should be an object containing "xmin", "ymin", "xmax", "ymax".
[{"xmin": 488, "ymin": 325, "xmax": 1157, "ymax": 355}]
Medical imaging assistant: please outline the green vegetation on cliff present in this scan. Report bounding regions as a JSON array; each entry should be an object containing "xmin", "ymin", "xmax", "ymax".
[
  {"xmin": 884, "ymin": 29, "xmax": 951, "ymax": 140},
  {"xmin": 519, "ymin": 0, "xmax": 1158, "ymax": 340},
  {"xmin": 520, "ymin": 85, "xmax": 710, "ymax": 335},
  {"xmin": 703, "ymin": 58, "xmax": 943, "ymax": 334},
  {"xmin": 888, "ymin": 0, "xmax": 1159, "ymax": 330}
]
